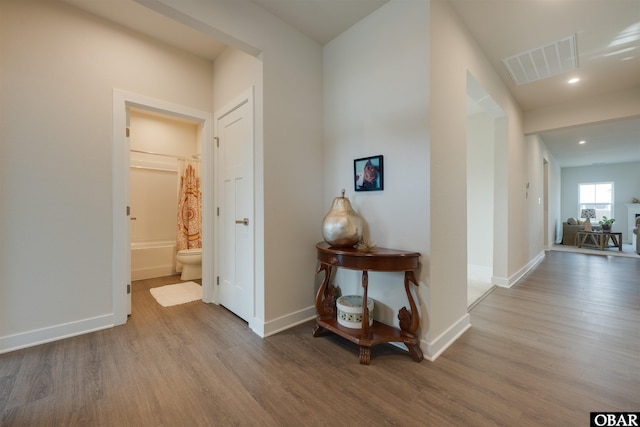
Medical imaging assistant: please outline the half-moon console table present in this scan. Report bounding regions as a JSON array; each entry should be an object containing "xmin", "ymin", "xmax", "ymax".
[{"xmin": 313, "ymin": 242, "xmax": 423, "ymax": 365}]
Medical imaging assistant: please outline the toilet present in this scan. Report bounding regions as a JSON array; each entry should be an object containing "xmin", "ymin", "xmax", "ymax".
[{"xmin": 176, "ymin": 248, "xmax": 202, "ymax": 280}]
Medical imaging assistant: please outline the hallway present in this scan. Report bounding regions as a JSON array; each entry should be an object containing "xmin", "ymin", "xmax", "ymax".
[{"xmin": 1, "ymin": 252, "xmax": 638, "ymax": 425}]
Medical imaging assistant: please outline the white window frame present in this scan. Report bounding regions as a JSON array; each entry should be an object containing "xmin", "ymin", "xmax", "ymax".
[{"xmin": 578, "ymin": 181, "xmax": 614, "ymax": 224}]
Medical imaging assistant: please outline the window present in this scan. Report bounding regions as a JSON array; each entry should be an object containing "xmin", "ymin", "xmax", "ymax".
[{"xmin": 579, "ymin": 182, "xmax": 613, "ymax": 223}]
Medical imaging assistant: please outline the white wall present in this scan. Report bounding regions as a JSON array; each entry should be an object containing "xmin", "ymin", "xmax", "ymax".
[
  {"xmin": 213, "ymin": 47, "xmax": 262, "ymax": 112},
  {"xmin": 561, "ymin": 162, "xmax": 640, "ymax": 243},
  {"xmin": 324, "ymin": 0, "xmax": 431, "ymax": 350},
  {"xmin": 211, "ymin": 46, "xmax": 266, "ymax": 323},
  {"xmin": 130, "ymin": 168, "xmax": 177, "ymax": 244},
  {"xmin": 550, "ymin": 157, "xmax": 563, "ymax": 246},
  {"xmin": 0, "ymin": 0, "xmax": 213, "ymax": 351},
  {"xmin": 525, "ymin": 87, "xmax": 640, "ymax": 135},
  {"xmin": 526, "ymin": 134, "xmax": 562, "ymax": 248},
  {"xmin": 430, "ymin": 0, "xmax": 542, "ymax": 356},
  {"xmin": 142, "ymin": 0, "xmax": 325, "ymax": 335},
  {"xmin": 323, "ymin": 0, "xmax": 552, "ymax": 360},
  {"xmin": 467, "ymin": 111, "xmax": 495, "ymax": 270},
  {"xmin": 129, "ymin": 110, "xmax": 200, "ymax": 245}
]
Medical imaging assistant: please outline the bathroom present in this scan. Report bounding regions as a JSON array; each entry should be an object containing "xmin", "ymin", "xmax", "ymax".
[{"xmin": 129, "ymin": 107, "xmax": 202, "ymax": 283}]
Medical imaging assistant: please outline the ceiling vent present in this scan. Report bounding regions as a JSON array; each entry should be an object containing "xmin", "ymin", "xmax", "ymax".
[{"xmin": 502, "ymin": 35, "xmax": 577, "ymax": 85}]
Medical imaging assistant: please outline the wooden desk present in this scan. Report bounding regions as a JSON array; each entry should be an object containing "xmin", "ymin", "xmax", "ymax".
[
  {"xmin": 576, "ymin": 231, "xmax": 622, "ymax": 251},
  {"xmin": 313, "ymin": 242, "xmax": 423, "ymax": 365}
]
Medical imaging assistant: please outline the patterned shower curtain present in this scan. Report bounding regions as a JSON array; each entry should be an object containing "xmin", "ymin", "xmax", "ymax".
[{"xmin": 177, "ymin": 158, "xmax": 202, "ymax": 251}]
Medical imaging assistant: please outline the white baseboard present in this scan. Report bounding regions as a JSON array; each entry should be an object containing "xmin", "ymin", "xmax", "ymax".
[
  {"xmin": 251, "ymin": 305, "xmax": 317, "ymax": 338},
  {"xmin": 0, "ymin": 314, "xmax": 114, "ymax": 354},
  {"xmin": 422, "ymin": 313, "xmax": 471, "ymax": 361},
  {"xmin": 2, "ymin": 252, "xmax": 547, "ymax": 358},
  {"xmin": 252, "ymin": 304, "xmax": 471, "ymax": 363},
  {"xmin": 492, "ymin": 250, "xmax": 545, "ymax": 288},
  {"xmin": 422, "ymin": 252, "xmax": 545, "ymax": 360}
]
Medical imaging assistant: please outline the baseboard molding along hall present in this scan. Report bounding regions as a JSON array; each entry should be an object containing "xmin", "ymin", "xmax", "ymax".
[{"xmin": 0, "ymin": 314, "xmax": 113, "ymax": 354}]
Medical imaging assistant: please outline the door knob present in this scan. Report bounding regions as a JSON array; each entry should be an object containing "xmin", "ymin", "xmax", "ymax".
[{"xmin": 235, "ymin": 218, "xmax": 249, "ymax": 226}]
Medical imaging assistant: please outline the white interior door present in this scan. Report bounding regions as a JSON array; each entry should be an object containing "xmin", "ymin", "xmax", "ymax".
[
  {"xmin": 126, "ymin": 108, "xmax": 132, "ymax": 316},
  {"xmin": 217, "ymin": 97, "xmax": 254, "ymax": 322}
]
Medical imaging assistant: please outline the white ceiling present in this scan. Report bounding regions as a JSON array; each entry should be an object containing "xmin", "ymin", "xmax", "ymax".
[
  {"xmin": 63, "ymin": 0, "xmax": 640, "ymax": 168},
  {"xmin": 449, "ymin": 0, "xmax": 640, "ymax": 112},
  {"xmin": 62, "ymin": 0, "xmax": 228, "ymax": 60},
  {"xmin": 448, "ymin": 0, "xmax": 640, "ymax": 168},
  {"xmin": 535, "ymin": 118, "xmax": 640, "ymax": 168},
  {"xmin": 249, "ymin": 0, "xmax": 389, "ymax": 45},
  {"xmin": 63, "ymin": 0, "xmax": 388, "ymax": 59}
]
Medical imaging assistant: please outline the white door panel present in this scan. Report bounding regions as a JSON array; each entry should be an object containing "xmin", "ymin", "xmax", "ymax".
[
  {"xmin": 126, "ymin": 108, "xmax": 132, "ymax": 316},
  {"xmin": 217, "ymin": 99, "xmax": 253, "ymax": 322}
]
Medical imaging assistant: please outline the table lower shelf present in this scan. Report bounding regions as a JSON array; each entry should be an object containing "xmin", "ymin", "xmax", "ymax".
[{"xmin": 314, "ymin": 317, "xmax": 422, "ymax": 364}]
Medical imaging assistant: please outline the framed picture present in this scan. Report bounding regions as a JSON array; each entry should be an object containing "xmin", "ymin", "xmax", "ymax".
[{"xmin": 354, "ymin": 155, "xmax": 383, "ymax": 192}]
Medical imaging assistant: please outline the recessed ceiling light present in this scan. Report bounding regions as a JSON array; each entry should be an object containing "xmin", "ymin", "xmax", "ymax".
[
  {"xmin": 578, "ymin": 140, "xmax": 586, "ymax": 144},
  {"xmin": 568, "ymin": 77, "xmax": 580, "ymax": 84}
]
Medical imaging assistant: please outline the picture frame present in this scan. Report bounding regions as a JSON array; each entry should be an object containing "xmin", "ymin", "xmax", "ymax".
[{"xmin": 354, "ymin": 155, "xmax": 383, "ymax": 192}]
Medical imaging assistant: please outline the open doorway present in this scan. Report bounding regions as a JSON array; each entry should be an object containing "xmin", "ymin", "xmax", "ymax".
[
  {"xmin": 466, "ymin": 73, "xmax": 507, "ymax": 309},
  {"xmin": 543, "ymin": 159, "xmax": 550, "ymax": 249},
  {"xmin": 112, "ymin": 89, "xmax": 213, "ymax": 325},
  {"xmin": 129, "ymin": 108, "xmax": 203, "ymax": 309}
]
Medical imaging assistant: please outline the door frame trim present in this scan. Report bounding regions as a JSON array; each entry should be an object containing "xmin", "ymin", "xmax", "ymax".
[{"xmin": 112, "ymin": 89, "xmax": 213, "ymax": 325}]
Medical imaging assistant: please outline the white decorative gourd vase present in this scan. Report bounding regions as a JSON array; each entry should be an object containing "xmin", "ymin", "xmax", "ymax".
[{"xmin": 321, "ymin": 190, "xmax": 363, "ymax": 247}]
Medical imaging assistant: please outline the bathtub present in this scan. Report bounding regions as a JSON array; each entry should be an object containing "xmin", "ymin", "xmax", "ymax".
[{"xmin": 131, "ymin": 241, "xmax": 177, "ymax": 281}]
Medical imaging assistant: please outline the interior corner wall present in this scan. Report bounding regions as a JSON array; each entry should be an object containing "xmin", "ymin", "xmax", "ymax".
[
  {"xmin": 538, "ymin": 138, "xmax": 562, "ymax": 245},
  {"xmin": 550, "ymin": 160, "xmax": 563, "ymax": 245},
  {"xmin": 526, "ymin": 134, "xmax": 562, "ymax": 254},
  {"xmin": 323, "ymin": 0, "xmax": 430, "ymax": 345},
  {"xmin": 430, "ymin": 0, "xmax": 532, "ymax": 351},
  {"xmin": 0, "ymin": 0, "xmax": 213, "ymax": 352},
  {"xmin": 148, "ymin": 0, "xmax": 325, "ymax": 334},
  {"xmin": 0, "ymin": 0, "xmax": 4, "ymax": 307},
  {"xmin": 212, "ymin": 46, "xmax": 265, "ymax": 320}
]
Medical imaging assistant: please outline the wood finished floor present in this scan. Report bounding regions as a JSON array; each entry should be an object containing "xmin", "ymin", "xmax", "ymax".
[{"xmin": 1, "ymin": 252, "xmax": 639, "ymax": 426}]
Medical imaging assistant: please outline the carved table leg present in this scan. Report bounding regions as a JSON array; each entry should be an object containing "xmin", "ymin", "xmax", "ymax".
[
  {"xmin": 359, "ymin": 346, "xmax": 371, "ymax": 365},
  {"xmin": 313, "ymin": 263, "xmax": 335, "ymax": 337},
  {"xmin": 361, "ymin": 271, "xmax": 370, "ymax": 339},
  {"xmin": 406, "ymin": 342, "xmax": 423, "ymax": 362},
  {"xmin": 312, "ymin": 324, "xmax": 325, "ymax": 337},
  {"xmin": 398, "ymin": 270, "xmax": 424, "ymax": 362}
]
